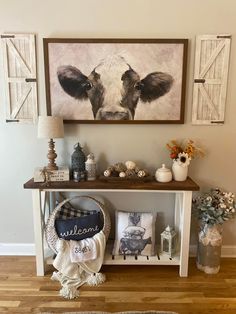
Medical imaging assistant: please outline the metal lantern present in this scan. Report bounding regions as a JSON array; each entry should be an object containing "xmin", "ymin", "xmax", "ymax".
[
  {"xmin": 160, "ymin": 225, "xmax": 177, "ymax": 257},
  {"xmin": 71, "ymin": 142, "xmax": 86, "ymax": 181},
  {"xmin": 85, "ymin": 153, "xmax": 96, "ymax": 181}
]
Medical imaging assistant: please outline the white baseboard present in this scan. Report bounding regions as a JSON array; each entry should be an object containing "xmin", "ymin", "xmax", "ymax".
[
  {"xmin": 1, "ymin": 243, "xmax": 236, "ymax": 257},
  {"xmin": 0, "ymin": 243, "xmax": 35, "ymax": 256}
]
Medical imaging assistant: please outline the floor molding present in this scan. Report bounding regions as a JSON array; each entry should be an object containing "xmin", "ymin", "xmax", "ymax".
[
  {"xmin": 0, "ymin": 243, "xmax": 35, "ymax": 256},
  {"xmin": 1, "ymin": 243, "xmax": 236, "ymax": 257}
]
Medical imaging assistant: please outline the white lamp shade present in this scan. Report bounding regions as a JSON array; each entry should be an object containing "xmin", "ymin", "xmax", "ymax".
[{"xmin": 38, "ymin": 116, "xmax": 64, "ymax": 139}]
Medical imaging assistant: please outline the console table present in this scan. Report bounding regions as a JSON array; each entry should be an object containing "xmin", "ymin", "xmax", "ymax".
[{"xmin": 24, "ymin": 177, "xmax": 199, "ymax": 277}]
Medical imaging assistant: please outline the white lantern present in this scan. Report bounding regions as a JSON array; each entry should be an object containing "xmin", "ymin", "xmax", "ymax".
[
  {"xmin": 160, "ymin": 225, "xmax": 177, "ymax": 257},
  {"xmin": 85, "ymin": 153, "xmax": 96, "ymax": 181}
]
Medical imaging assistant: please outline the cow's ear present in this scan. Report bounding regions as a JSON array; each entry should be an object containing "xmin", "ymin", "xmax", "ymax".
[
  {"xmin": 140, "ymin": 72, "xmax": 173, "ymax": 102},
  {"xmin": 57, "ymin": 65, "xmax": 90, "ymax": 99}
]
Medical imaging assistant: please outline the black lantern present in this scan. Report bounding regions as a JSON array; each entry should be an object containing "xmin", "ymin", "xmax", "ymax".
[{"xmin": 71, "ymin": 142, "xmax": 86, "ymax": 181}]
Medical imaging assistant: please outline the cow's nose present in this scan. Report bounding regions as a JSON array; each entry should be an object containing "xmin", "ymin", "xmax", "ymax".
[
  {"xmin": 100, "ymin": 111, "xmax": 130, "ymax": 120},
  {"xmin": 96, "ymin": 105, "xmax": 133, "ymax": 120}
]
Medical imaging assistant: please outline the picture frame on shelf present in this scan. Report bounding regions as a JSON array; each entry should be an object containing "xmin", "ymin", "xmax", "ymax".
[{"xmin": 43, "ymin": 38, "xmax": 188, "ymax": 124}]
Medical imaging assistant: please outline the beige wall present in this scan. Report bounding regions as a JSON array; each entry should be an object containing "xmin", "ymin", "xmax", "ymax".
[{"xmin": 0, "ymin": 0, "xmax": 236, "ymax": 247}]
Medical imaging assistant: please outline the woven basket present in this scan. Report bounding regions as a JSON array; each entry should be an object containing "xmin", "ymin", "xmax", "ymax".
[{"xmin": 45, "ymin": 195, "xmax": 111, "ymax": 254}]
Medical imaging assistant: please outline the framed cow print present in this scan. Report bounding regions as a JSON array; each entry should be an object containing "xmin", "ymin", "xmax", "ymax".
[{"xmin": 43, "ymin": 38, "xmax": 188, "ymax": 124}]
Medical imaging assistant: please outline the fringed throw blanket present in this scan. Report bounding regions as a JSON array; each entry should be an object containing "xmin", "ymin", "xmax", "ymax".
[{"xmin": 52, "ymin": 230, "xmax": 106, "ymax": 299}]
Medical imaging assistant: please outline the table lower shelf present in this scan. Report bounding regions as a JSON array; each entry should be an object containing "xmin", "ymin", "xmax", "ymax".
[
  {"xmin": 104, "ymin": 242, "xmax": 180, "ymax": 266},
  {"xmin": 47, "ymin": 242, "xmax": 180, "ymax": 267},
  {"xmin": 47, "ymin": 242, "xmax": 180, "ymax": 265}
]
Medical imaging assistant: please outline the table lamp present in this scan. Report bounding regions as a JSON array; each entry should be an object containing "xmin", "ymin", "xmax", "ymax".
[{"xmin": 37, "ymin": 115, "xmax": 64, "ymax": 171}]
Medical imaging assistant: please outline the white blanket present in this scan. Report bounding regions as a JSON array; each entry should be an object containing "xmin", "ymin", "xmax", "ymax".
[
  {"xmin": 52, "ymin": 230, "xmax": 106, "ymax": 299},
  {"xmin": 70, "ymin": 237, "xmax": 97, "ymax": 263}
]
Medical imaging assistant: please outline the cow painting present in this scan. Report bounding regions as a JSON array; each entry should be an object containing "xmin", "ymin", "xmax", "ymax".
[{"xmin": 57, "ymin": 55, "xmax": 174, "ymax": 120}]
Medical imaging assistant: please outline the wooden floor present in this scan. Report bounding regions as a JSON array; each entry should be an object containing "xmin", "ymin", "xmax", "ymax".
[{"xmin": 0, "ymin": 256, "xmax": 236, "ymax": 314}]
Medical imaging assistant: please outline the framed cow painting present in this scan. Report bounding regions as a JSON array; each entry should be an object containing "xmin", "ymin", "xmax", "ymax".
[{"xmin": 43, "ymin": 38, "xmax": 188, "ymax": 124}]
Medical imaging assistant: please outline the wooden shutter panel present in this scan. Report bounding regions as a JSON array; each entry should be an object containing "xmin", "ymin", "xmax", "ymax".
[
  {"xmin": 192, "ymin": 35, "xmax": 231, "ymax": 125},
  {"xmin": 1, "ymin": 33, "xmax": 38, "ymax": 123}
]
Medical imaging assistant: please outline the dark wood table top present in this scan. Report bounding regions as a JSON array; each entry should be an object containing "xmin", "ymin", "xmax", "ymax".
[{"xmin": 24, "ymin": 177, "xmax": 199, "ymax": 191}]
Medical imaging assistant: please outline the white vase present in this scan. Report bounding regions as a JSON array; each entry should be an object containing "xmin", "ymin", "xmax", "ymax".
[{"xmin": 172, "ymin": 161, "xmax": 188, "ymax": 181}]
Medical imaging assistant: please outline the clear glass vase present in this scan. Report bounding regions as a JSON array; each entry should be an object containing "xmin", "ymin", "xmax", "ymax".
[{"xmin": 196, "ymin": 223, "xmax": 223, "ymax": 274}]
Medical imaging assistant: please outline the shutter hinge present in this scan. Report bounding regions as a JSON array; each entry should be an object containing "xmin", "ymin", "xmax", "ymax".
[
  {"xmin": 217, "ymin": 35, "xmax": 231, "ymax": 39},
  {"xmin": 6, "ymin": 119, "xmax": 19, "ymax": 123},
  {"xmin": 211, "ymin": 121, "xmax": 224, "ymax": 124},
  {"xmin": 25, "ymin": 78, "xmax": 36, "ymax": 82},
  {"xmin": 194, "ymin": 79, "xmax": 205, "ymax": 83},
  {"xmin": 1, "ymin": 35, "xmax": 15, "ymax": 38}
]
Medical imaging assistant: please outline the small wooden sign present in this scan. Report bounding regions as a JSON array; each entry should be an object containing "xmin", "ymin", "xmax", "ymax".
[{"xmin": 34, "ymin": 167, "xmax": 70, "ymax": 183}]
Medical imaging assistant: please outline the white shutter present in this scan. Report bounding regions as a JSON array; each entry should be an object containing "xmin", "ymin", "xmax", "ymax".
[
  {"xmin": 192, "ymin": 34, "xmax": 231, "ymax": 125},
  {"xmin": 1, "ymin": 33, "xmax": 38, "ymax": 123}
]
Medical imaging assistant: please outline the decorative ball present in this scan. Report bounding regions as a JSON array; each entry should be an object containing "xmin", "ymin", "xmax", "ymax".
[
  {"xmin": 107, "ymin": 165, "xmax": 115, "ymax": 172},
  {"xmin": 104, "ymin": 169, "xmax": 111, "ymax": 177},
  {"xmin": 125, "ymin": 169, "xmax": 136, "ymax": 177},
  {"xmin": 114, "ymin": 162, "xmax": 126, "ymax": 173},
  {"xmin": 111, "ymin": 170, "xmax": 119, "ymax": 177},
  {"xmin": 144, "ymin": 169, "xmax": 149, "ymax": 176},
  {"xmin": 125, "ymin": 160, "xmax": 136, "ymax": 170},
  {"xmin": 137, "ymin": 170, "xmax": 146, "ymax": 178},
  {"xmin": 119, "ymin": 171, "xmax": 126, "ymax": 178}
]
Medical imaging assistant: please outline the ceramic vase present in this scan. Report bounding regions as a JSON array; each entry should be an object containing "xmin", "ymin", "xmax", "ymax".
[
  {"xmin": 196, "ymin": 224, "xmax": 222, "ymax": 274},
  {"xmin": 172, "ymin": 161, "xmax": 188, "ymax": 181}
]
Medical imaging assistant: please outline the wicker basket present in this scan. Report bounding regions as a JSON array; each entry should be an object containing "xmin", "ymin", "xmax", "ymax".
[{"xmin": 45, "ymin": 195, "xmax": 111, "ymax": 254}]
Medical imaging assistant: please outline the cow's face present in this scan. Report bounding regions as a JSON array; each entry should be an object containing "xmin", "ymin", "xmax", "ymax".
[{"xmin": 57, "ymin": 55, "xmax": 173, "ymax": 120}]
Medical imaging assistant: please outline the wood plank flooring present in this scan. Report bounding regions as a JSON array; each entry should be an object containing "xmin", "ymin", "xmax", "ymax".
[{"xmin": 0, "ymin": 256, "xmax": 236, "ymax": 314}]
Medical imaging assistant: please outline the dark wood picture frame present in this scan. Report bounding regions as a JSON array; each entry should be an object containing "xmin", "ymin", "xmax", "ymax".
[{"xmin": 43, "ymin": 38, "xmax": 188, "ymax": 124}]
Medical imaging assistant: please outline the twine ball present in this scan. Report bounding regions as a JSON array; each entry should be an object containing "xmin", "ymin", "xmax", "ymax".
[
  {"xmin": 125, "ymin": 169, "xmax": 136, "ymax": 177},
  {"xmin": 114, "ymin": 162, "xmax": 126, "ymax": 172}
]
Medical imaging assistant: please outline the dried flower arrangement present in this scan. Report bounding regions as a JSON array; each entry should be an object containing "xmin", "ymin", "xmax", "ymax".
[
  {"xmin": 166, "ymin": 139, "xmax": 204, "ymax": 167},
  {"xmin": 193, "ymin": 188, "xmax": 236, "ymax": 226}
]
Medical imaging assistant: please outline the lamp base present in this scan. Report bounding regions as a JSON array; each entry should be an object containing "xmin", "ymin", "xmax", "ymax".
[
  {"xmin": 47, "ymin": 164, "xmax": 58, "ymax": 171},
  {"xmin": 47, "ymin": 139, "xmax": 58, "ymax": 171}
]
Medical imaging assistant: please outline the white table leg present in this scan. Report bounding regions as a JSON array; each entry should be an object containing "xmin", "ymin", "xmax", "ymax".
[
  {"xmin": 174, "ymin": 192, "xmax": 182, "ymax": 252},
  {"xmin": 179, "ymin": 191, "xmax": 192, "ymax": 277},
  {"xmin": 32, "ymin": 189, "xmax": 45, "ymax": 276}
]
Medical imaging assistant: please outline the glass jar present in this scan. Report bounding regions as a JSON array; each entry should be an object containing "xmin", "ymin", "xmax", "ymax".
[{"xmin": 196, "ymin": 223, "xmax": 223, "ymax": 274}]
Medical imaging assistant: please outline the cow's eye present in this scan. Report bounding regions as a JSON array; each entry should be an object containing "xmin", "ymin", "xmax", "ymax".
[
  {"xmin": 134, "ymin": 82, "xmax": 143, "ymax": 91},
  {"xmin": 84, "ymin": 82, "xmax": 93, "ymax": 90}
]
